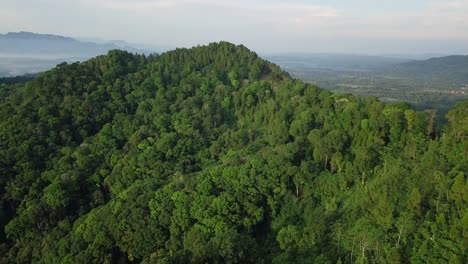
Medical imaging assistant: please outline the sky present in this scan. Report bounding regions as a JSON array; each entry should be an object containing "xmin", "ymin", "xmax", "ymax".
[{"xmin": 1, "ymin": 0, "xmax": 468, "ymax": 54}]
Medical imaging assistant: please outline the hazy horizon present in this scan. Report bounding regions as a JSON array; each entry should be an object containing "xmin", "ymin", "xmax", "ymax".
[{"xmin": 1, "ymin": 0, "xmax": 468, "ymax": 55}]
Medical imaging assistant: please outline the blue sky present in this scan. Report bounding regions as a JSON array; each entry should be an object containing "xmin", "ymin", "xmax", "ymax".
[{"xmin": 1, "ymin": 0, "xmax": 468, "ymax": 54}]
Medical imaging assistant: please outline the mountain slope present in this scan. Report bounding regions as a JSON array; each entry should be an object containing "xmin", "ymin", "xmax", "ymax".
[
  {"xmin": 385, "ymin": 55, "xmax": 468, "ymax": 83},
  {"xmin": 0, "ymin": 42, "xmax": 466, "ymax": 263},
  {"xmin": 268, "ymin": 54, "xmax": 468, "ymax": 119}
]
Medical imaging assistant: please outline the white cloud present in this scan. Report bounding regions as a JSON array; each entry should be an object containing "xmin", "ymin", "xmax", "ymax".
[
  {"xmin": 78, "ymin": 0, "xmax": 338, "ymax": 17},
  {"xmin": 304, "ymin": 0, "xmax": 468, "ymax": 40},
  {"xmin": 431, "ymin": 0, "xmax": 468, "ymax": 11}
]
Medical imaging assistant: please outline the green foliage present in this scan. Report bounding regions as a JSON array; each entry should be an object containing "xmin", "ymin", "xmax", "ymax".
[{"xmin": 0, "ymin": 42, "xmax": 466, "ymax": 263}]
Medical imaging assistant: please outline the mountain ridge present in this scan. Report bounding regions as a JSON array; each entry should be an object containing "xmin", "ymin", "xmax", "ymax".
[
  {"xmin": 380, "ymin": 55, "xmax": 468, "ymax": 83},
  {"xmin": 0, "ymin": 31, "xmax": 75, "ymax": 41},
  {"xmin": 0, "ymin": 31, "xmax": 151, "ymax": 56},
  {"xmin": 0, "ymin": 31, "xmax": 157, "ymax": 76}
]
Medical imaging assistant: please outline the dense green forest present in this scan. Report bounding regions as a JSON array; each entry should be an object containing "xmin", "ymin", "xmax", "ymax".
[{"xmin": 0, "ymin": 42, "xmax": 467, "ymax": 263}]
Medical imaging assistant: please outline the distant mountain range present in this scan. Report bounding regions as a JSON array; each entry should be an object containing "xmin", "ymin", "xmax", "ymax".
[
  {"xmin": 268, "ymin": 53, "xmax": 468, "ymax": 84},
  {"xmin": 0, "ymin": 32, "xmax": 159, "ymax": 76},
  {"xmin": 385, "ymin": 55, "xmax": 468, "ymax": 83},
  {"xmin": 0, "ymin": 31, "xmax": 154, "ymax": 57}
]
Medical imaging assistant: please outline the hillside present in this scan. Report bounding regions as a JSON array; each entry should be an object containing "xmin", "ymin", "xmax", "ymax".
[
  {"xmin": 385, "ymin": 55, "xmax": 468, "ymax": 83},
  {"xmin": 0, "ymin": 42, "xmax": 467, "ymax": 263},
  {"xmin": 270, "ymin": 54, "xmax": 468, "ymax": 117}
]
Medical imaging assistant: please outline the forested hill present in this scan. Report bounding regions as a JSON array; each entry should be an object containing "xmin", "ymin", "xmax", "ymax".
[
  {"xmin": 0, "ymin": 42, "xmax": 467, "ymax": 263},
  {"xmin": 385, "ymin": 55, "xmax": 468, "ymax": 83}
]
